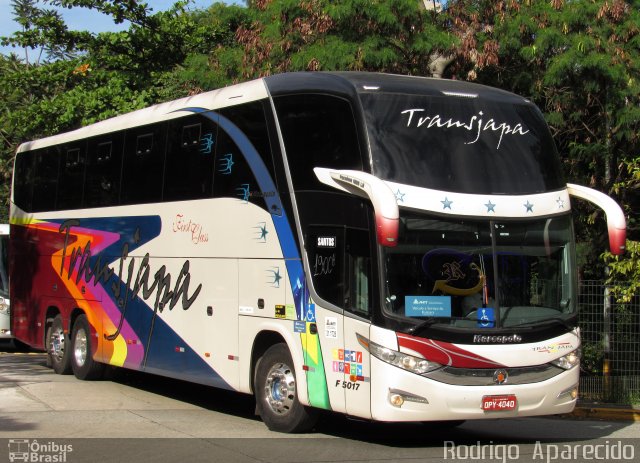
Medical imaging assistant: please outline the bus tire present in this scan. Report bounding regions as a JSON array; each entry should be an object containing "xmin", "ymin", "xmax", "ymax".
[
  {"xmin": 70, "ymin": 314, "xmax": 105, "ymax": 380},
  {"xmin": 48, "ymin": 315, "xmax": 72, "ymax": 375},
  {"xmin": 44, "ymin": 320, "xmax": 53, "ymax": 368},
  {"xmin": 254, "ymin": 343, "xmax": 317, "ymax": 433}
]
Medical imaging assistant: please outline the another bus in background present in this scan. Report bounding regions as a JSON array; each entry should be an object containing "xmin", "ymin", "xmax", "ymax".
[{"xmin": 0, "ymin": 224, "xmax": 11, "ymax": 343}]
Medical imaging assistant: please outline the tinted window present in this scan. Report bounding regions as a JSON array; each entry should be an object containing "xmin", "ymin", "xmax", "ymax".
[
  {"xmin": 213, "ymin": 125, "xmax": 271, "ymax": 210},
  {"xmin": 13, "ymin": 150, "xmax": 36, "ymax": 211},
  {"xmin": 57, "ymin": 142, "xmax": 86, "ymax": 210},
  {"xmin": 274, "ymin": 94, "xmax": 363, "ymax": 191},
  {"xmin": 308, "ymin": 226, "xmax": 345, "ymax": 308},
  {"xmin": 121, "ymin": 124, "xmax": 167, "ymax": 205},
  {"xmin": 362, "ymin": 93, "xmax": 565, "ymax": 195},
  {"xmin": 306, "ymin": 225, "xmax": 372, "ymax": 316},
  {"xmin": 163, "ymin": 115, "xmax": 217, "ymax": 202},
  {"xmin": 345, "ymin": 228, "xmax": 372, "ymax": 317},
  {"xmin": 85, "ymin": 134, "xmax": 124, "ymax": 208},
  {"xmin": 219, "ymin": 101, "xmax": 276, "ymax": 184},
  {"xmin": 32, "ymin": 147, "xmax": 60, "ymax": 212}
]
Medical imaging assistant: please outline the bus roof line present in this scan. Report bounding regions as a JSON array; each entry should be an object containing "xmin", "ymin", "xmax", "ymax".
[{"xmin": 17, "ymin": 79, "xmax": 269, "ymax": 152}]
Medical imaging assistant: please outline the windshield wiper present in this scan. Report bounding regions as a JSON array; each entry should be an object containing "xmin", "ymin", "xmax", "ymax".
[{"xmin": 406, "ymin": 318, "xmax": 442, "ymax": 335}]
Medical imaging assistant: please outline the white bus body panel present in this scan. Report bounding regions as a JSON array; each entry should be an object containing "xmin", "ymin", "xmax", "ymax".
[{"xmin": 369, "ymin": 325, "xmax": 579, "ymax": 421}]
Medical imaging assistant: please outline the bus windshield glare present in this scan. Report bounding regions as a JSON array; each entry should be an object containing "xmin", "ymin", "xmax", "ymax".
[{"xmin": 383, "ymin": 213, "xmax": 577, "ymax": 331}]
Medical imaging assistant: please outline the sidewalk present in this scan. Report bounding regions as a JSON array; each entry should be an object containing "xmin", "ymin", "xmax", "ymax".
[{"xmin": 569, "ymin": 402, "xmax": 640, "ymax": 421}]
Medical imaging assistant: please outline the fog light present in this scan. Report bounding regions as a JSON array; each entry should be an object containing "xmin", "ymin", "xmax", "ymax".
[
  {"xmin": 388, "ymin": 388, "xmax": 429, "ymax": 408},
  {"xmin": 389, "ymin": 393, "xmax": 404, "ymax": 407},
  {"xmin": 557, "ymin": 385, "xmax": 579, "ymax": 400}
]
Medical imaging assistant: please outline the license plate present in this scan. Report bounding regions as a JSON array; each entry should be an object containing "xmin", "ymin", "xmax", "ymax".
[{"xmin": 482, "ymin": 394, "xmax": 517, "ymax": 411}]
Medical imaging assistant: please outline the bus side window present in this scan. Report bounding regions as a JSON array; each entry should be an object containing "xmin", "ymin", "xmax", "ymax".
[
  {"xmin": 345, "ymin": 228, "xmax": 372, "ymax": 318},
  {"xmin": 32, "ymin": 147, "xmax": 60, "ymax": 212},
  {"xmin": 163, "ymin": 115, "xmax": 217, "ymax": 202},
  {"xmin": 213, "ymin": 102, "xmax": 277, "ymax": 211},
  {"xmin": 57, "ymin": 142, "xmax": 86, "ymax": 210},
  {"xmin": 307, "ymin": 226, "xmax": 371, "ymax": 317},
  {"xmin": 121, "ymin": 124, "xmax": 167, "ymax": 205},
  {"xmin": 85, "ymin": 134, "xmax": 124, "ymax": 208},
  {"xmin": 307, "ymin": 226, "xmax": 345, "ymax": 309},
  {"xmin": 13, "ymin": 150, "xmax": 36, "ymax": 212},
  {"xmin": 219, "ymin": 101, "xmax": 277, "ymax": 185}
]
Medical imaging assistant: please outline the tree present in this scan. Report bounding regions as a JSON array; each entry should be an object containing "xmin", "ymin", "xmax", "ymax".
[
  {"xmin": 231, "ymin": 0, "xmax": 461, "ymax": 78},
  {"xmin": 0, "ymin": 1, "xmax": 233, "ymax": 220}
]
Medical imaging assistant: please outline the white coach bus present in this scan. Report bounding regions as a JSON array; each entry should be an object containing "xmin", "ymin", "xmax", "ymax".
[{"xmin": 10, "ymin": 72, "xmax": 626, "ymax": 432}]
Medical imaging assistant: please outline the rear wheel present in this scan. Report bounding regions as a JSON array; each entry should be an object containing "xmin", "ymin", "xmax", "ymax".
[
  {"xmin": 71, "ymin": 314, "xmax": 105, "ymax": 380},
  {"xmin": 44, "ymin": 319, "xmax": 53, "ymax": 368},
  {"xmin": 254, "ymin": 343, "xmax": 317, "ymax": 433},
  {"xmin": 48, "ymin": 315, "xmax": 71, "ymax": 375}
]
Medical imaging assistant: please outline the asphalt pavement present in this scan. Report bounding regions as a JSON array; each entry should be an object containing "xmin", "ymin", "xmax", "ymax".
[{"xmin": 1, "ymin": 347, "xmax": 639, "ymax": 463}]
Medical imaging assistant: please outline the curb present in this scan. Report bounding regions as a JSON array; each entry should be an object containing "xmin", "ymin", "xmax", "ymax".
[{"xmin": 569, "ymin": 406, "xmax": 640, "ymax": 421}]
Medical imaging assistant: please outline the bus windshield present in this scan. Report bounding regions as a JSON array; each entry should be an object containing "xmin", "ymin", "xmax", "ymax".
[
  {"xmin": 361, "ymin": 93, "xmax": 566, "ymax": 195},
  {"xmin": 382, "ymin": 213, "xmax": 577, "ymax": 331}
]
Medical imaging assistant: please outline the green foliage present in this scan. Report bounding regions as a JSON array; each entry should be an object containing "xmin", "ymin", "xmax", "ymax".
[
  {"xmin": 233, "ymin": 0, "xmax": 458, "ymax": 78},
  {"xmin": 603, "ymin": 240, "xmax": 640, "ymax": 303},
  {"xmin": 581, "ymin": 341, "xmax": 604, "ymax": 375}
]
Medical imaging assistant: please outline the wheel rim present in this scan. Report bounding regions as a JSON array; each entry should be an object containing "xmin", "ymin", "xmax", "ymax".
[
  {"xmin": 73, "ymin": 328, "xmax": 88, "ymax": 367},
  {"xmin": 263, "ymin": 361, "xmax": 296, "ymax": 415},
  {"xmin": 50, "ymin": 326, "xmax": 66, "ymax": 361}
]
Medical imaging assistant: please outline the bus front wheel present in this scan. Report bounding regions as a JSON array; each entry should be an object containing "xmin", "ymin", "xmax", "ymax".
[
  {"xmin": 70, "ymin": 314, "xmax": 105, "ymax": 380},
  {"xmin": 48, "ymin": 315, "xmax": 72, "ymax": 375},
  {"xmin": 254, "ymin": 343, "xmax": 317, "ymax": 433}
]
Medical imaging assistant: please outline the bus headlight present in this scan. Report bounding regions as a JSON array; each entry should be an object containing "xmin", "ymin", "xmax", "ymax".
[
  {"xmin": 550, "ymin": 348, "xmax": 581, "ymax": 370},
  {"xmin": 0, "ymin": 297, "xmax": 9, "ymax": 315},
  {"xmin": 357, "ymin": 333, "xmax": 442, "ymax": 375}
]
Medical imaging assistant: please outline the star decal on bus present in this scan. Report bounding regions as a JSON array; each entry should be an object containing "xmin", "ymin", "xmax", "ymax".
[
  {"xmin": 441, "ymin": 197, "xmax": 453, "ymax": 210},
  {"xmin": 254, "ymin": 222, "xmax": 269, "ymax": 242},
  {"xmin": 236, "ymin": 183, "xmax": 250, "ymax": 202},
  {"xmin": 395, "ymin": 189, "xmax": 405, "ymax": 203},
  {"xmin": 200, "ymin": 133, "xmax": 215, "ymax": 154},
  {"xmin": 485, "ymin": 200, "xmax": 496, "ymax": 213},
  {"xmin": 524, "ymin": 200, "xmax": 534, "ymax": 212},
  {"xmin": 218, "ymin": 153, "xmax": 234, "ymax": 175},
  {"xmin": 556, "ymin": 197, "xmax": 565, "ymax": 209},
  {"xmin": 266, "ymin": 267, "xmax": 282, "ymax": 288}
]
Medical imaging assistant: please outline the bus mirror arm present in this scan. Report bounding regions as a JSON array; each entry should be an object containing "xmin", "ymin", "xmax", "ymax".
[
  {"xmin": 567, "ymin": 183, "xmax": 626, "ymax": 255},
  {"xmin": 313, "ymin": 168, "xmax": 399, "ymax": 247}
]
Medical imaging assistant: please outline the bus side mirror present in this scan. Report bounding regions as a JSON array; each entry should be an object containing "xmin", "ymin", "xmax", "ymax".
[
  {"xmin": 567, "ymin": 183, "xmax": 626, "ymax": 255},
  {"xmin": 314, "ymin": 168, "xmax": 399, "ymax": 247}
]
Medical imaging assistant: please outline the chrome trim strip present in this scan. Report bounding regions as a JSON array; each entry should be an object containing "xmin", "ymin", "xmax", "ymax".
[{"xmin": 424, "ymin": 364, "xmax": 564, "ymax": 386}]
